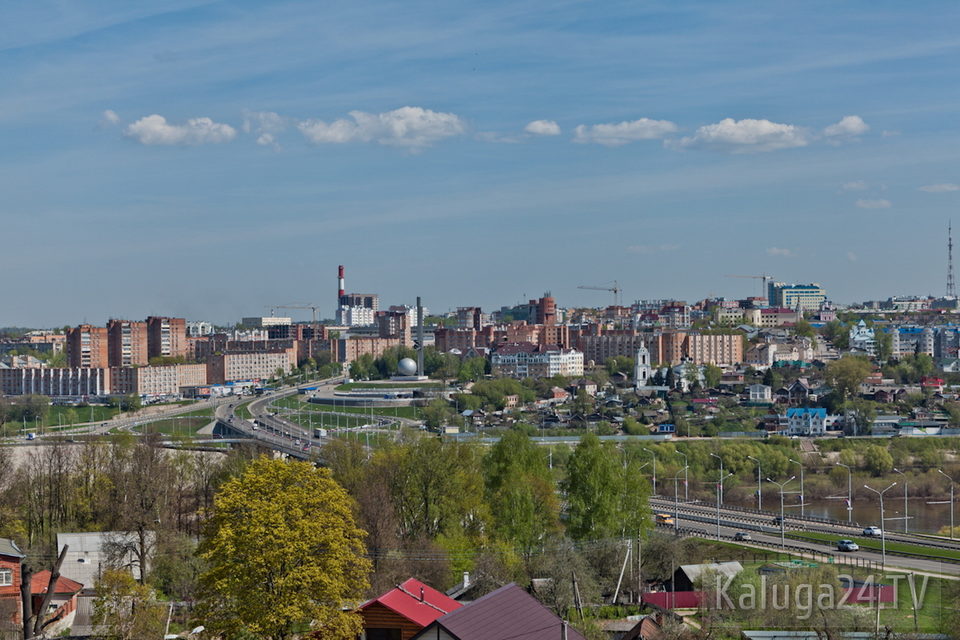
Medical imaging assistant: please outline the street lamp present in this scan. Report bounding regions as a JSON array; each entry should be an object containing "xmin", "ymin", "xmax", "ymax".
[
  {"xmin": 716, "ymin": 472, "xmax": 733, "ymax": 539},
  {"xmin": 893, "ymin": 468, "xmax": 908, "ymax": 533},
  {"xmin": 767, "ymin": 476, "xmax": 795, "ymax": 549},
  {"xmin": 710, "ymin": 453, "xmax": 725, "ymax": 505},
  {"xmin": 643, "ymin": 447, "xmax": 657, "ymax": 495},
  {"xmin": 939, "ymin": 469, "xmax": 955, "ymax": 540},
  {"xmin": 672, "ymin": 466, "xmax": 688, "ymax": 532},
  {"xmin": 676, "ymin": 450, "xmax": 689, "ymax": 502},
  {"xmin": 863, "ymin": 482, "xmax": 897, "ymax": 569},
  {"xmin": 836, "ymin": 462, "xmax": 853, "ymax": 523},
  {"xmin": 747, "ymin": 455, "xmax": 762, "ymax": 511},
  {"xmin": 789, "ymin": 458, "xmax": 805, "ymax": 517}
]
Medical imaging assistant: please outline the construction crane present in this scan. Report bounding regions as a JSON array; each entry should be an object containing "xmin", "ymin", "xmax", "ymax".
[
  {"xmin": 266, "ymin": 304, "xmax": 322, "ymax": 325},
  {"xmin": 725, "ymin": 274, "xmax": 773, "ymax": 299},
  {"xmin": 578, "ymin": 281, "xmax": 622, "ymax": 307}
]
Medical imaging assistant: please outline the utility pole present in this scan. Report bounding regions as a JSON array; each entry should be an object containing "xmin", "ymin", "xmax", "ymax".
[
  {"xmin": 939, "ymin": 469, "xmax": 955, "ymax": 539},
  {"xmin": 767, "ymin": 476, "xmax": 795, "ymax": 549},
  {"xmin": 643, "ymin": 447, "xmax": 657, "ymax": 495},
  {"xmin": 789, "ymin": 457, "xmax": 805, "ymax": 517},
  {"xmin": 710, "ymin": 453, "xmax": 725, "ymax": 505},
  {"xmin": 716, "ymin": 472, "xmax": 733, "ymax": 539},
  {"xmin": 894, "ymin": 468, "xmax": 908, "ymax": 533},
  {"xmin": 676, "ymin": 450, "xmax": 689, "ymax": 501},
  {"xmin": 864, "ymin": 482, "xmax": 896, "ymax": 569}
]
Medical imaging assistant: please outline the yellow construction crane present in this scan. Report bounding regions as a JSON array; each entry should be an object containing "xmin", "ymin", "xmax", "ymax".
[
  {"xmin": 267, "ymin": 304, "xmax": 322, "ymax": 325},
  {"xmin": 725, "ymin": 274, "xmax": 773, "ymax": 298},
  {"xmin": 578, "ymin": 281, "xmax": 622, "ymax": 307}
]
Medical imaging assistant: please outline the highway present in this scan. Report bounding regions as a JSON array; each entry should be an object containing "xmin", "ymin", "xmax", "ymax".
[{"xmin": 652, "ymin": 497, "xmax": 960, "ymax": 576}]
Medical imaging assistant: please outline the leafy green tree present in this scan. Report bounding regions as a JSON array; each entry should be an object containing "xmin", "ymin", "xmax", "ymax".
[
  {"xmin": 563, "ymin": 433, "xmax": 622, "ymax": 540},
  {"xmin": 484, "ymin": 430, "xmax": 559, "ymax": 556},
  {"xmin": 824, "ymin": 355, "xmax": 872, "ymax": 400},
  {"xmin": 875, "ymin": 329, "xmax": 893, "ymax": 363},
  {"xmin": 458, "ymin": 357, "xmax": 488, "ymax": 382},
  {"xmin": 863, "ymin": 445, "xmax": 894, "ymax": 476},
  {"xmin": 703, "ymin": 364, "xmax": 722, "ymax": 389},
  {"xmin": 197, "ymin": 457, "xmax": 371, "ymax": 640},
  {"xmin": 421, "ymin": 398, "xmax": 455, "ymax": 429},
  {"xmin": 94, "ymin": 570, "xmax": 167, "ymax": 640}
]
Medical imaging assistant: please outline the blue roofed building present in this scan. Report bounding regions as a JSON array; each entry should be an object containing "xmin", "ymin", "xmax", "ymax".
[{"xmin": 786, "ymin": 407, "xmax": 827, "ymax": 436}]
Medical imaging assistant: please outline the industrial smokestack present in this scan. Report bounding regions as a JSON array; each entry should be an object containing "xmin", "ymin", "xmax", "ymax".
[{"xmin": 338, "ymin": 265, "xmax": 345, "ymax": 299}]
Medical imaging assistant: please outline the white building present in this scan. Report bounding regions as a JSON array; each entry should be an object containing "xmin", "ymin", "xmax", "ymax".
[
  {"xmin": 848, "ymin": 320, "xmax": 876, "ymax": 355},
  {"xmin": 747, "ymin": 384, "xmax": 772, "ymax": 403},
  {"xmin": 634, "ymin": 345, "xmax": 653, "ymax": 389},
  {"xmin": 786, "ymin": 407, "xmax": 827, "ymax": 436},
  {"xmin": 491, "ymin": 343, "xmax": 584, "ymax": 378}
]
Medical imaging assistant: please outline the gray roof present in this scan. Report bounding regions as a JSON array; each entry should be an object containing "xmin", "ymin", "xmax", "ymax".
[
  {"xmin": 0, "ymin": 538, "xmax": 24, "ymax": 559},
  {"xmin": 743, "ymin": 633, "xmax": 948, "ymax": 640},
  {"xmin": 679, "ymin": 561, "xmax": 743, "ymax": 583}
]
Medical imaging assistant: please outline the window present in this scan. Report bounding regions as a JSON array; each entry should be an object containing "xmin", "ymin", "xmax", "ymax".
[{"xmin": 0, "ymin": 568, "xmax": 12, "ymax": 586}]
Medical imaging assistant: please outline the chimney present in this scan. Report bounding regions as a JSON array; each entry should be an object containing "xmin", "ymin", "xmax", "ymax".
[
  {"xmin": 562, "ymin": 621, "xmax": 568, "ymax": 640},
  {"xmin": 462, "ymin": 571, "xmax": 470, "ymax": 588},
  {"xmin": 338, "ymin": 265, "xmax": 345, "ymax": 299},
  {"xmin": 419, "ymin": 586, "xmax": 425, "ymax": 602}
]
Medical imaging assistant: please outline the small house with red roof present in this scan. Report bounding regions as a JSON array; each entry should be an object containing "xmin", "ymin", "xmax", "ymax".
[
  {"xmin": 359, "ymin": 578, "xmax": 463, "ymax": 640},
  {"xmin": 0, "ymin": 538, "xmax": 25, "ymax": 630},
  {"xmin": 30, "ymin": 570, "xmax": 84, "ymax": 632}
]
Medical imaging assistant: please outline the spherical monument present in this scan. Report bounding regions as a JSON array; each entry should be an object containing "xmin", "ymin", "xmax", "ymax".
[{"xmin": 397, "ymin": 357, "xmax": 418, "ymax": 377}]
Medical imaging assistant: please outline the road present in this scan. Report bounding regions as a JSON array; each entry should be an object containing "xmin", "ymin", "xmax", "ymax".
[{"xmin": 652, "ymin": 497, "xmax": 960, "ymax": 576}]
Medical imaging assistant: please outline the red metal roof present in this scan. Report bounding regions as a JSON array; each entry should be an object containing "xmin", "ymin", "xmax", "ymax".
[
  {"xmin": 361, "ymin": 578, "xmax": 462, "ymax": 628},
  {"xmin": 415, "ymin": 583, "xmax": 586, "ymax": 640},
  {"xmin": 30, "ymin": 571, "xmax": 83, "ymax": 595}
]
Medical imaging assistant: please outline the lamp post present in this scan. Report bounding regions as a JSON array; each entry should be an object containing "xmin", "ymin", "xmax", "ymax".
[
  {"xmin": 716, "ymin": 472, "xmax": 733, "ymax": 539},
  {"xmin": 767, "ymin": 476, "xmax": 795, "ymax": 549},
  {"xmin": 676, "ymin": 450, "xmax": 689, "ymax": 502},
  {"xmin": 863, "ymin": 482, "xmax": 897, "ymax": 569},
  {"xmin": 789, "ymin": 458, "xmax": 805, "ymax": 517},
  {"xmin": 710, "ymin": 453, "xmax": 725, "ymax": 506},
  {"xmin": 643, "ymin": 448, "xmax": 657, "ymax": 496},
  {"xmin": 747, "ymin": 455, "xmax": 762, "ymax": 511},
  {"xmin": 836, "ymin": 462, "xmax": 853, "ymax": 523},
  {"xmin": 893, "ymin": 468, "xmax": 908, "ymax": 533},
  {"xmin": 672, "ymin": 466, "xmax": 688, "ymax": 532},
  {"xmin": 939, "ymin": 469, "xmax": 955, "ymax": 540}
]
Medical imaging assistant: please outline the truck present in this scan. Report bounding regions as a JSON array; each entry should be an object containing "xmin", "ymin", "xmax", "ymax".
[{"xmin": 313, "ymin": 428, "xmax": 328, "ymax": 439}]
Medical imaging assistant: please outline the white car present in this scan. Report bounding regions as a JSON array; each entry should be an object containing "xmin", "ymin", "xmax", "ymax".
[{"xmin": 862, "ymin": 526, "xmax": 882, "ymax": 537}]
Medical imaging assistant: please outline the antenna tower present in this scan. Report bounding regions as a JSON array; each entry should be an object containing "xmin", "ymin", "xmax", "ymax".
[{"xmin": 949, "ymin": 222, "xmax": 957, "ymax": 298}]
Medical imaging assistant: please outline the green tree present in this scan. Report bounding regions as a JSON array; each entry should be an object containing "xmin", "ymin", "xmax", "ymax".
[
  {"xmin": 484, "ymin": 430, "xmax": 560, "ymax": 556},
  {"xmin": 703, "ymin": 364, "xmax": 722, "ymax": 389},
  {"xmin": 197, "ymin": 457, "xmax": 371, "ymax": 640},
  {"xmin": 94, "ymin": 569, "xmax": 167, "ymax": 640},
  {"xmin": 421, "ymin": 398, "xmax": 455, "ymax": 429},
  {"xmin": 863, "ymin": 445, "xmax": 894, "ymax": 476},
  {"xmin": 563, "ymin": 433, "xmax": 621, "ymax": 540},
  {"xmin": 824, "ymin": 355, "xmax": 872, "ymax": 400},
  {"xmin": 875, "ymin": 329, "xmax": 893, "ymax": 363}
]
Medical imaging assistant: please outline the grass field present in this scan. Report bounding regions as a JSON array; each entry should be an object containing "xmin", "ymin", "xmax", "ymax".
[
  {"xmin": 335, "ymin": 381, "xmax": 443, "ymax": 390},
  {"xmin": 136, "ymin": 417, "xmax": 211, "ymax": 437},
  {"xmin": 786, "ymin": 530, "xmax": 960, "ymax": 563},
  {"xmin": 234, "ymin": 402, "xmax": 253, "ymax": 420},
  {"xmin": 280, "ymin": 412, "xmax": 373, "ymax": 430},
  {"xmin": 274, "ymin": 395, "xmax": 421, "ymax": 419}
]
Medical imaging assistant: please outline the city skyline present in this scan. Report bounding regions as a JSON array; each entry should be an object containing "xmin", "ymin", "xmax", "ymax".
[{"xmin": 3, "ymin": 1, "xmax": 960, "ymax": 326}]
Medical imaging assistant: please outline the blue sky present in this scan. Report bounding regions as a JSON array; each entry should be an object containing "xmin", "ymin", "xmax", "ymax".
[{"xmin": 2, "ymin": 1, "xmax": 960, "ymax": 326}]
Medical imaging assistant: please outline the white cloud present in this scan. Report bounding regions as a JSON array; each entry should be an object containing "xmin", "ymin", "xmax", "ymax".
[
  {"xmin": 919, "ymin": 183, "xmax": 960, "ymax": 193},
  {"xmin": 627, "ymin": 243, "xmax": 680, "ymax": 254},
  {"xmin": 101, "ymin": 109, "xmax": 120, "ymax": 126},
  {"xmin": 524, "ymin": 120, "xmax": 561, "ymax": 136},
  {"xmin": 766, "ymin": 247, "xmax": 795, "ymax": 257},
  {"xmin": 841, "ymin": 180, "xmax": 868, "ymax": 191},
  {"xmin": 124, "ymin": 114, "xmax": 237, "ymax": 145},
  {"xmin": 298, "ymin": 106, "xmax": 465, "ymax": 148},
  {"xmin": 573, "ymin": 118, "xmax": 677, "ymax": 146},
  {"xmin": 823, "ymin": 115, "xmax": 869, "ymax": 140},
  {"xmin": 243, "ymin": 111, "xmax": 286, "ymax": 148},
  {"xmin": 856, "ymin": 198, "xmax": 892, "ymax": 209},
  {"xmin": 673, "ymin": 118, "xmax": 809, "ymax": 153}
]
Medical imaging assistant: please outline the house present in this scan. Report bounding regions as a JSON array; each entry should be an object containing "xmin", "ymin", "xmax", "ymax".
[
  {"xmin": 56, "ymin": 531, "xmax": 155, "ymax": 589},
  {"xmin": 616, "ymin": 612, "xmax": 665, "ymax": 640},
  {"xmin": 746, "ymin": 384, "xmax": 772, "ymax": 403},
  {"xmin": 29, "ymin": 571, "xmax": 83, "ymax": 634},
  {"xmin": 410, "ymin": 583, "xmax": 586, "ymax": 640},
  {"xmin": 359, "ymin": 578, "xmax": 462, "ymax": 640},
  {"xmin": 786, "ymin": 408, "xmax": 827, "ymax": 436},
  {"xmin": 0, "ymin": 538, "xmax": 25, "ymax": 631},
  {"xmin": 786, "ymin": 379, "xmax": 810, "ymax": 404},
  {"xmin": 671, "ymin": 561, "xmax": 743, "ymax": 592}
]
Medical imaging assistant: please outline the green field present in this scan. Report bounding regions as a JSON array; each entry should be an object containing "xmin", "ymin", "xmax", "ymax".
[
  {"xmin": 279, "ymin": 412, "xmax": 373, "ymax": 430},
  {"xmin": 136, "ymin": 417, "xmax": 211, "ymax": 437},
  {"xmin": 786, "ymin": 530, "xmax": 960, "ymax": 563},
  {"xmin": 273, "ymin": 395, "xmax": 421, "ymax": 419},
  {"xmin": 234, "ymin": 402, "xmax": 253, "ymax": 420}
]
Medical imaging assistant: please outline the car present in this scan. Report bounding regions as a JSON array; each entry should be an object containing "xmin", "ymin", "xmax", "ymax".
[
  {"xmin": 837, "ymin": 539, "xmax": 859, "ymax": 552},
  {"xmin": 733, "ymin": 532, "xmax": 752, "ymax": 541},
  {"xmin": 772, "ymin": 515, "xmax": 784, "ymax": 526},
  {"xmin": 862, "ymin": 526, "xmax": 882, "ymax": 537}
]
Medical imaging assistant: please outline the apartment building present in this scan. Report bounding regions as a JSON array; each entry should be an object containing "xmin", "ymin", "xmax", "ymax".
[
  {"xmin": 0, "ymin": 367, "xmax": 111, "ymax": 397},
  {"xmin": 767, "ymin": 282, "xmax": 826, "ymax": 311},
  {"xmin": 684, "ymin": 332, "xmax": 743, "ymax": 366},
  {"xmin": 333, "ymin": 336, "xmax": 402, "ymax": 365},
  {"xmin": 66, "ymin": 325, "xmax": 109, "ymax": 368},
  {"xmin": 577, "ymin": 332, "xmax": 650, "ymax": 365},
  {"xmin": 107, "ymin": 319, "xmax": 149, "ymax": 367},
  {"xmin": 490, "ymin": 343, "xmax": 584, "ymax": 379},
  {"xmin": 111, "ymin": 364, "xmax": 207, "ymax": 397},
  {"xmin": 146, "ymin": 317, "xmax": 188, "ymax": 360},
  {"xmin": 205, "ymin": 348, "xmax": 296, "ymax": 384}
]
